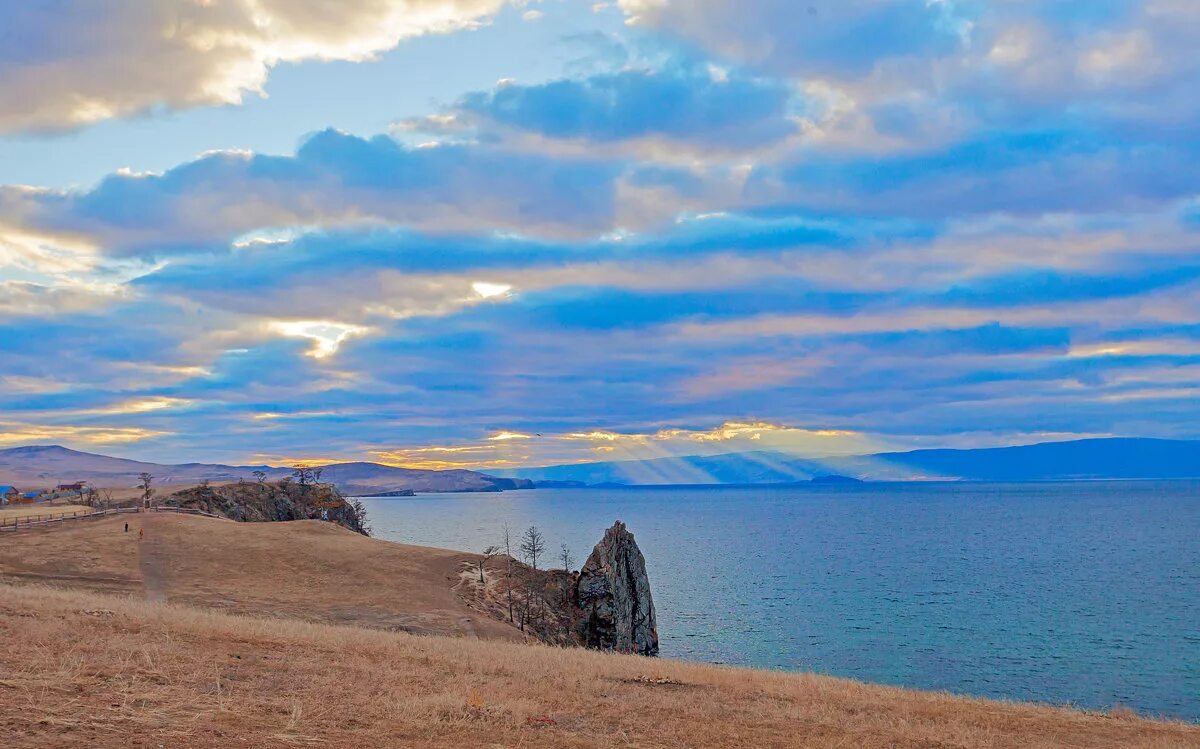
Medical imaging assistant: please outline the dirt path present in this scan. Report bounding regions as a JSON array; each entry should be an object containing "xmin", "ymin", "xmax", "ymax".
[{"xmin": 136, "ymin": 517, "xmax": 168, "ymax": 603}]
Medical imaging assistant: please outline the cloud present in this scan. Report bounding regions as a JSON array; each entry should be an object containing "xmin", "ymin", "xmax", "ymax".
[
  {"xmin": 269, "ymin": 320, "xmax": 371, "ymax": 359},
  {"xmin": 0, "ymin": 0, "xmax": 528, "ymax": 133},
  {"xmin": 623, "ymin": 1, "xmax": 1200, "ymax": 134},
  {"xmin": 0, "ymin": 129, "xmax": 620, "ymax": 258},
  {"xmin": 618, "ymin": 0, "xmax": 965, "ymax": 77},
  {"xmin": 414, "ymin": 64, "xmax": 796, "ymax": 149},
  {"xmin": 4, "ymin": 2, "xmax": 1200, "ymax": 465},
  {"xmin": 0, "ymin": 420, "xmax": 171, "ymax": 446}
]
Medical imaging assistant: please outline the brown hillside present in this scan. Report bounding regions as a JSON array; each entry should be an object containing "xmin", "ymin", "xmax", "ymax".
[
  {"xmin": 0, "ymin": 513, "xmax": 520, "ymax": 640},
  {"xmin": 3, "ymin": 583, "xmax": 1198, "ymax": 749}
]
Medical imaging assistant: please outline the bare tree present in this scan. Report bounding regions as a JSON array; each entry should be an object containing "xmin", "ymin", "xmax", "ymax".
[
  {"xmin": 346, "ymin": 497, "xmax": 372, "ymax": 536},
  {"xmin": 313, "ymin": 466, "xmax": 325, "ymax": 484},
  {"xmin": 253, "ymin": 470, "xmax": 267, "ymax": 485},
  {"xmin": 82, "ymin": 484, "xmax": 97, "ymax": 507},
  {"xmin": 292, "ymin": 464, "xmax": 314, "ymax": 486},
  {"xmin": 559, "ymin": 543, "xmax": 574, "ymax": 572},
  {"xmin": 519, "ymin": 526, "xmax": 547, "ymax": 631},
  {"xmin": 479, "ymin": 545, "xmax": 500, "ymax": 584},
  {"xmin": 138, "ymin": 472, "xmax": 155, "ymax": 506},
  {"xmin": 502, "ymin": 523, "xmax": 514, "ymax": 623},
  {"xmin": 520, "ymin": 526, "xmax": 545, "ymax": 570},
  {"xmin": 558, "ymin": 543, "xmax": 576, "ymax": 607},
  {"xmin": 99, "ymin": 488, "xmax": 114, "ymax": 509}
]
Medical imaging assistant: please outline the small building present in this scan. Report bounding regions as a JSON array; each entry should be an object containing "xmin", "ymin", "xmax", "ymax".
[
  {"xmin": 0, "ymin": 485, "xmax": 18, "ymax": 504},
  {"xmin": 56, "ymin": 482, "xmax": 86, "ymax": 493}
]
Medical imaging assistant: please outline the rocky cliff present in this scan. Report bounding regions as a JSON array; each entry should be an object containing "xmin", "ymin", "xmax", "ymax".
[
  {"xmin": 575, "ymin": 521, "xmax": 658, "ymax": 656},
  {"xmin": 455, "ymin": 520, "xmax": 658, "ymax": 655},
  {"xmin": 164, "ymin": 480, "xmax": 370, "ymax": 535}
]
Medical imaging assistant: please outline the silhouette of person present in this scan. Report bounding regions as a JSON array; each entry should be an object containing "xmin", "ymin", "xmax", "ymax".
[{"xmin": 124, "ymin": 522, "xmax": 129, "ymax": 532}]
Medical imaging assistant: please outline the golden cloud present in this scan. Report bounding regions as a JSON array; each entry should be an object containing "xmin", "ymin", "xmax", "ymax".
[{"xmin": 0, "ymin": 421, "xmax": 171, "ymax": 445}]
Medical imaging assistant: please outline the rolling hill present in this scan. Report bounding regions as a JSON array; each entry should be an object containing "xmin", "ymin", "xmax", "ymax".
[{"xmin": 0, "ymin": 445, "xmax": 530, "ymax": 494}]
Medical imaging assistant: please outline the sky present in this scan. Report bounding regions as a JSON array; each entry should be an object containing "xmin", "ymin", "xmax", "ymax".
[{"xmin": 2, "ymin": 0, "xmax": 1199, "ymax": 470}]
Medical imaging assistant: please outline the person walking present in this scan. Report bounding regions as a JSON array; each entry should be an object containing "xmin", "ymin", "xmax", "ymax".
[
  {"xmin": 138, "ymin": 527, "xmax": 144, "ymax": 540},
  {"xmin": 124, "ymin": 522, "xmax": 129, "ymax": 532}
]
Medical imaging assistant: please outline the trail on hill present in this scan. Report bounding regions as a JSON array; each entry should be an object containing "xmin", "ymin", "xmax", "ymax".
[{"xmin": 137, "ymin": 518, "xmax": 168, "ymax": 603}]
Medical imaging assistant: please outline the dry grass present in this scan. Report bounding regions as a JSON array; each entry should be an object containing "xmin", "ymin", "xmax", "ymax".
[
  {"xmin": 0, "ymin": 504, "xmax": 93, "ymax": 521},
  {"xmin": 2, "ymin": 514, "xmax": 1197, "ymax": 748},
  {"xmin": 0, "ymin": 513, "xmax": 522, "ymax": 639},
  {"xmin": 2, "ymin": 584, "xmax": 1197, "ymax": 749}
]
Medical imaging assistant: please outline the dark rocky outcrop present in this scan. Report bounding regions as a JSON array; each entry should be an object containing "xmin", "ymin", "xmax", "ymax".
[
  {"xmin": 574, "ymin": 521, "xmax": 658, "ymax": 656},
  {"xmin": 164, "ymin": 481, "xmax": 370, "ymax": 535}
]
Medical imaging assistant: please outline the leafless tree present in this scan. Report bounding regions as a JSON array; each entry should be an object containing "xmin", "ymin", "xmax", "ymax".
[
  {"xmin": 292, "ymin": 464, "xmax": 315, "ymax": 486},
  {"xmin": 347, "ymin": 497, "xmax": 371, "ymax": 536},
  {"xmin": 313, "ymin": 466, "xmax": 325, "ymax": 484},
  {"xmin": 502, "ymin": 523, "xmax": 514, "ymax": 623},
  {"xmin": 521, "ymin": 526, "xmax": 545, "ymax": 570},
  {"xmin": 558, "ymin": 543, "xmax": 576, "ymax": 607},
  {"xmin": 479, "ymin": 545, "xmax": 500, "ymax": 584},
  {"xmin": 559, "ymin": 543, "xmax": 574, "ymax": 572},
  {"xmin": 99, "ymin": 488, "xmax": 114, "ymax": 508},
  {"xmin": 138, "ymin": 473, "xmax": 155, "ymax": 506},
  {"xmin": 82, "ymin": 484, "xmax": 97, "ymax": 507},
  {"xmin": 253, "ymin": 470, "xmax": 267, "ymax": 484},
  {"xmin": 519, "ymin": 526, "xmax": 547, "ymax": 631}
]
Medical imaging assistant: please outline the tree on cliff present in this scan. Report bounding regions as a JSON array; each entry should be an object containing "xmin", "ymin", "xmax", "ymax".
[
  {"xmin": 521, "ymin": 526, "xmax": 545, "ymax": 570},
  {"xmin": 519, "ymin": 526, "xmax": 547, "ymax": 630},
  {"xmin": 292, "ymin": 465, "xmax": 315, "ymax": 486},
  {"xmin": 253, "ymin": 470, "xmax": 266, "ymax": 485},
  {"xmin": 479, "ymin": 545, "xmax": 500, "ymax": 584},
  {"xmin": 558, "ymin": 542, "xmax": 575, "ymax": 606},
  {"xmin": 502, "ymin": 523, "xmax": 515, "ymax": 623}
]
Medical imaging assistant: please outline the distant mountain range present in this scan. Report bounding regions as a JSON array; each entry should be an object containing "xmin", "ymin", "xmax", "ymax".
[
  {"xmin": 502, "ymin": 438, "xmax": 1200, "ymax": 484},
  {"xmin": 0, "ymin": 445, "xmax": 531, "ymax": 495},
  {"xmin": 3, "ymin": 438, "xmax": 1197, "ymax": 495}
]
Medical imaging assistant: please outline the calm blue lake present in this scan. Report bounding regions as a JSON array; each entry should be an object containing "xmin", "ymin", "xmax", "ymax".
[{"xmin": 361, "ymin": 481, "xmax": 1200, "ymax": 721}]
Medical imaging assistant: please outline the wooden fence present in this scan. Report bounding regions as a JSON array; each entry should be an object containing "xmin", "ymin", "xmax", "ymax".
[{"xmin": 0, "ymin": 505, "xmax": 225, "ymax": 533}]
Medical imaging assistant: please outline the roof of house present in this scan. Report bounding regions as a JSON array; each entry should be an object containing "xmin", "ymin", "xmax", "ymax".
[{"xmin": 0, "ymin": 485, "xmax": 17, "ymax": 494}]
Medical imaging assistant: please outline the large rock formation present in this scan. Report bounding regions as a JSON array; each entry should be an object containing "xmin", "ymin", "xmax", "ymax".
[
  {"xmin": 575, "ymin": 521, "xmax": 658, "ymax": 656},
  {"xmin": 165, "ymin": 481, "xmax": 370, "ymax": 535}
]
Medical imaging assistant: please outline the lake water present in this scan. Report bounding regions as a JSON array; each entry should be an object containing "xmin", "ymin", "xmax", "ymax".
[{"xmin": 361, "ymin": 481, "xmax": 1200, "ymax": 721}]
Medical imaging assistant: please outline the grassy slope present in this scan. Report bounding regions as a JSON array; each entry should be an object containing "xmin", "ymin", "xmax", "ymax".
[
  {"xmin": 1, "ymin": 515, "xmax": 1197, "ymax": 748},
  {"xmin": 0, "ymin": 514, "xmax": 520, "ymax": 639}
]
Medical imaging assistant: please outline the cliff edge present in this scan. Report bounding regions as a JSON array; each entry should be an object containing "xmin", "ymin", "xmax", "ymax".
[{"xmin": 164, "ymin": 480, "xmax": 370, "ymax": 535}]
